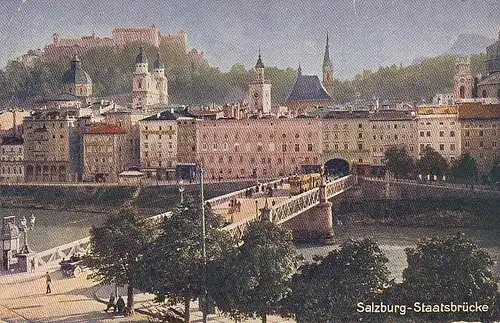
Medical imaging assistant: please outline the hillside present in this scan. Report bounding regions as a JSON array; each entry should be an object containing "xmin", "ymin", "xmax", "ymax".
[{"xmin": 0, "ymin": 44, "xmax": 487, "ymax": 108}]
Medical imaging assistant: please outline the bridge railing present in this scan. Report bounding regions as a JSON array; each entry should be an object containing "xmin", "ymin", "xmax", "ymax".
[
  {"xmin": 325, "ymin": 174, "xmax": 356, "ymax": 199},
  {"xmin": 35, "ymin": 237, "xmax": 91, "ymax": 269}
]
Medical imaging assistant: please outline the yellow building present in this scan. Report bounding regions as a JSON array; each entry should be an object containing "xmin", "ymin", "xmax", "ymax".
[{"xmin": 0, "ymin": 137, "xmax": 24, "ymax": 183}]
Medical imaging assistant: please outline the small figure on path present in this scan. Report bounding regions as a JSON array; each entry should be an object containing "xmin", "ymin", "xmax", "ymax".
[
  {"xmin": 45, "ymin": 272, "xmax": 52, "ymax": 294},
  {"xmin": 104, "ymin": 293, "xmax": 116, "ymax": 312},
  {"xmin": 116, "ymin": 295, "xmax": 125, "ymax": 314}
]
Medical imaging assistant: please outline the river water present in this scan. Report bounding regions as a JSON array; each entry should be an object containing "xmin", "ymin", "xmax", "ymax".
[
  {"xmin": 3, "ymin": 207, "xmax": 498, "ymax": 283},
  {"xmin": 297, "ymin": 224, "xmax": 500, "ymax": 283}
]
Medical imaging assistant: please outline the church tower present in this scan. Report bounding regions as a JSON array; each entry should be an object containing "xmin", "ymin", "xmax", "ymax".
[
  {"xmin": 248, "ymin": 51, "xmax": 272, "ymax": 114},
  {"xmin": 132, "ymin": 46, "xmax": 150, "ymax": 109},
  {"xmin": 322, "ymin": 33, "xmax": 334, "ymax": 97},
  {"xmin": 454, "ymin": 56, "xmax": 474, "ymax": 101},
  {"xmin": 62, "ymin": 54, "xmax": 92, "ymax": 104},
  {"xmin": 153, "ymin": 52, "xmax": 169, "ymax": 105}
]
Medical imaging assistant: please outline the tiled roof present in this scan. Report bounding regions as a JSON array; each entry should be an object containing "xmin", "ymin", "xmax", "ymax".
[
  {"xmin": 1, "ymin": 137, "xmax": 23, "ymax": 145},
  {"xmin": 457, "ymin": 103, "xmax": 500, "ymax": 119},
  {"xmin": 284, "ymin": 74, "xmax": 332, "ymax": 102},
  {"xmin": 323, "ymin": 110, "xmax": 370, "ymax": 119},
  {"xmin": 370, "ymin": 110, "xmax": 416, "ymax": 121},
  {"xmin": 141, "ymin": 108, "xmax": 193, "ymax": 121},
  {"xmin": 86, "ymin": 124, "xmax": 126, "ymax": 134}
]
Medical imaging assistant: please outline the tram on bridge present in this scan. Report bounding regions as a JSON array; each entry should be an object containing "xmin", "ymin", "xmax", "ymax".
[{"xmin": 289, "ymin": 173, "xmax": 321, "ymax": 195}]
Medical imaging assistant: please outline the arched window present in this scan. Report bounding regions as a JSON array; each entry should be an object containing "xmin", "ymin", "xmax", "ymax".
[
  {"xmin": 483, "ymin": 89, "xmax": 488, "ymax": 98},
  {"xmin": 138, "ymin": 80, "xmax": 142, "ymax": 89},
  {"xmin": 497, "ymin": 89, "xmax": 500, "ymax": 99},
  {"xmin": 459, "ymin": 86, "xmax": 465, "ymax": 99}
]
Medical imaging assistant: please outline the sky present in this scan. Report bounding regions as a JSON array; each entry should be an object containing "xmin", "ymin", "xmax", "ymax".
[{"xmin": 0, "ymin": 0, "xmax": 499, "ymax": 79}]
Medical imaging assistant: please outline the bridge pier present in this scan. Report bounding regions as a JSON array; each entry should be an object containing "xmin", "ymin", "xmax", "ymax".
[{"xmin": 282, "ymin": 173, "xmax": 334, "ymax": 243}]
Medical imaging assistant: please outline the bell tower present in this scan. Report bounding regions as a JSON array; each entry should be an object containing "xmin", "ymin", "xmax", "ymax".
[
  {"xmin": 454, "ymin": 56, "xmax": 474, "ymax": 101},
  {"xmin": 248, "ymin": 51, "xmax": 272, "ymax": 114},
  {"xmin": 322, "ymin": 32, "xmax": 334, "ymax": 97}
]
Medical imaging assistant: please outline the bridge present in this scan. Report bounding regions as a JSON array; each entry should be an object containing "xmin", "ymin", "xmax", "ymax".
[{"xmin": 23, "ymin": 175, "xmax": 356, "ymax": 271}]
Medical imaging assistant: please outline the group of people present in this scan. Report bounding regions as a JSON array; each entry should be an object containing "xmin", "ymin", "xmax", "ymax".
[
  {"xmin": 105, "ymin": 294, "xmax": 130, "ymax": 315},
  {"xmin": 228, "ymin": 199, "xmax": 241, "ymax": 214}
]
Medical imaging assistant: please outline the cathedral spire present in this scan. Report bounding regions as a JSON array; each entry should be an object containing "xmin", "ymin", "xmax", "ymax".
[
  {"xmin": 298, "ymin": 64, "xmax": 302, "ymax": 75},
  {"xmin": 323, "ymin": 32, "xmax": 332, "ymax": 68},
  {"xmin": 255, "ymin": 49, "xmax": 264, "ymax": 69}
]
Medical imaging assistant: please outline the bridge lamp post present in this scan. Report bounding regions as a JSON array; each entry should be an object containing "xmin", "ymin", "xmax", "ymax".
[
  {"xmin": 20, "ymin": 214, "xmax": 35, "ymax": 254},
  {"xmin": 178, "ymin": 179, "xmax": 185, "ymax": 203},
  {"xmin": 199, "ymin": 165, "xmax": 208, "ymax": 323}
]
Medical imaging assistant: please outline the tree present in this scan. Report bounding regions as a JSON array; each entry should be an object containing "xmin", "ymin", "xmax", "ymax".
[
  {"xmin": 383, "ymin": 146, "xmax": 414, "ymax": 179},
  {"xmin": 285, "ymin": 239, "xmax": 389, "ymax": 323},
  {"xmin": 490, "ymin": 156, "xmax": 500, "ymax": 185},
  {"xmin": 394, "ymin": 235, "xmax": 499, "ymax": 322},
  {"xmin": 450, "ymin": 153, "xmax": 478, "ymax": 183},
  {"xmin": 138, "ymin": 197, "xmax": 233, "ymax": 323},
  {"xmin": 209, "ymin": 220, "xmax": 300, "ymax": 323},
  {"xmin": 416, "ymin": 146, "xmax": 449, "ymax": 178},
  {"xmin": 85, "ymin": 207, "xmax": 155, "ymax": 312}
]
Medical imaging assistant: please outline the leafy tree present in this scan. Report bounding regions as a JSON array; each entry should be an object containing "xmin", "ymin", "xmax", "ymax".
[
  {"xmin": 416, "ymin": 146, "xmax": 449, "ymax": 177},
  {"xmin": 209, "ymin": 220, "xmax": 300, "ymax": 323},
  {"xmin": 383, "ymin": 146, "xmax": 414, "ymax": 179},
  {"xmin": 393, "ymin": 235, "xmax": 499, "ymax": 322},
  {"xmin": 490, "ymin": 156, "xmax": 500, "ymax": 185},
  {"xmin": 285, "ymin": 239, "xmax": 389, "ymax": 323},
  {"xmin": 450, "ymin": 153, "xmax": 478, "ymax": 183},
  {"xmin": 138, "ymin": 197, "xmax": 233, "ymax": 323},
  {"xmin": 85, "ymin": 207, "xmax": 156, "ymax": 312}
]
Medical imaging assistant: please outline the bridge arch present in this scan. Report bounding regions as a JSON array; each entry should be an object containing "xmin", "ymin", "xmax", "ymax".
[{"xmin": 324, "ymin": 158, "xmax": 350, "ymax": 177}]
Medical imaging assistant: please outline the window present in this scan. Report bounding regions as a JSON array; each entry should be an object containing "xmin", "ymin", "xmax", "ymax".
[
  {"xmin": 223, "ymin": 142, "xmax": 229, "ymax": 151},
  {"xmin": 334, "ymin": 133, "xmax": 339, "ymax": 140},
  {"xmin": 295, "ymin": 133, "xmax": 299, "ymax": 138},
  {"xmin": 450, "ymin": 156, "xmax": 455, "ymax": 162},
  {"xmin": 344, "ymin": 143, "xmax": 348, "ymax": 150},
  {"xmin": 307, "ymin": 144, "xmax": 313, "ymax": 151},
  {"xmin": 439, "ymin": 144, "xmax": 445, "ymax": 151},
  {"xmin": 358, "ymin": 143, "xmax": 363, "ymax": 150},
  {"xmin": 257, "ymin": 144, "xmax": 262, "ymax": 152},
  {"xmin": 358, "ymin": 124, "xmax": 363, "ymax": 128},
  {"xmin": 228, "ymin": 156, "xmax": 233, "ymax": 163},
  {"xmin": 464, "ymin": 141, "xmax": 470, "ymax": 148},
  {"xmin": 394, "ymin": 135, "xmax": 398, "ymax": 140},
  {"xmin": 219, "ymin": 156, "xmax": 224, "ymax": 163},
  {"xmin": 291, "ymin": 157, "xmax": 296, "ymax": 164},
  {"xmin": 426, "ymin": 131, "xmax": 431, "ymax": 137},
  {"xmin": 373, "ymin": 135, "xmax": 376, "ymax": 140},
  {"xmin": 450, "ymin": 131, "xmax": 455, "ymax": 137},
  {"xmin": 493, "ymin": 141, "xmax": 497, "ymax": 147},
  {"xmin": 250, "ymin": 157, "xmax": 255, "ymax": 163},
  {"xmin": 479, "ymin": 141, "xmax": 484, "ymax": 148},
  {"xmin": 234, "ymin": 144, "xmax": 240, "ymax": 152},
  {"xmin": 277, "ymin": 158, "xmax": 282, "ymax": 164},
  {"xmin": 159, "ymin": 135, "xmax": 162, "ymax": 140},
  {"xmin": 282, "ymin": 144, "xmax": 287, "ymax": 152},
  {"xmin": 239, "ymin": 156, "xmax": 243, "ymax": 162},
  {"xmin": 420, "ymin": 131, "xmax": 425, "ymax": 137},
  {"xmin": 294, "ymin": 144, "xmax": 300, "ymax": 152},
  {"xmin": 420, "ymin": 144, "xmax": 425, "ymax": 151},
  {"xmin": 439, "ymin": 131, "xmax": 444, "ymax": 137},
  {"xmin": 358, "ymin": 133, "xmax": 363, "ymax": 139},
  {"xmin": 450, "ymin": 144, "xmax": 455, "ymax": 151},
  {"xmin": 479, "ymin": 130, "xmax": 484, "ymax": 137},
  {"xmin": 212, "ymin": 143, "xmax": 218, "ymax": 150},
  {"xmin": 409, "ymin": 146, "xmax": 414, "ymax": 152},
  {"xmin": 261, "ymin": 158, "xmax": 266, "ymax": 164},
  {"xmin": 465, "ymin": 131, "xmax": 470, "ymax": 137},
  {"xmin": 334, "ymin": 144, "xmax": 339, "ymax": 150}
]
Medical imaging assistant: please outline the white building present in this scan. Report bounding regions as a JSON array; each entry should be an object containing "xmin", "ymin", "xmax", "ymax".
[
  {"xmin": 132, "ymin": 46, "xmax": 168, "ymax": 109},
  {"xmin": 248, "ymin": 52, "xmax": 272, "ymax": 115}
]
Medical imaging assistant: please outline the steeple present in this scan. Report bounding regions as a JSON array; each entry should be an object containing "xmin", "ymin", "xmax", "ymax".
[
  {"xmin": 135, "ymin": 45, "xmax": 148, "ymax": 64},
  {"xmin": 255, "ymin": 48, "xmax": 265, "ymax": 69},
  {"xmin": 322, "ymin": 32, "xmax": 334, "ymax": 98},
  {"xmin": 298, "ymin": 64, "xmax": 302, "ymax": 75},
  {"xmin": 323, "ymin": 32, "xmax": 332, "ymax": 69},
  {"xmin": 153, "ymin": 52, "xmax": 164, "ymax": 69}
]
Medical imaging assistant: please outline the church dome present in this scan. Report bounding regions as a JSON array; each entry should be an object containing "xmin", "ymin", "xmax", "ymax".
[{"xmin": 62, "ymin": 55, "xmax": 92, "ymax": 85}]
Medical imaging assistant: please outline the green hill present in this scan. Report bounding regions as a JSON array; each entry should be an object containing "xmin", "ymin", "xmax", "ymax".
[{"xmin": 0, "ymin": 42, "xmax": 487, "ymax": 107}]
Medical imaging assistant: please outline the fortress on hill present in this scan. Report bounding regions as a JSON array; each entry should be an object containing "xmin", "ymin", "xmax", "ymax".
[{"xmin": 21, "ymin": 25, "xmax": 207, "ymax": 66}]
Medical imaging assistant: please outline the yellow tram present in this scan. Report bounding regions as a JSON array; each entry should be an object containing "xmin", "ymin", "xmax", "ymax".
[{"xmin": 289, "ymin": 173, "xmax": 321, "ymax": 195}]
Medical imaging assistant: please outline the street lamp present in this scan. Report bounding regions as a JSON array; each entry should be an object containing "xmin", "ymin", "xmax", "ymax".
[
  {"xmin": 178, "ymin": 179, "xmax": 185, "ymax": 203},
  {"xmin": 199, "ymin": 165, "xmax": 208, "ymax": 323},
  {"xmin": 20, "ymin": 214, "xmax": 35, "ymax": 254}
]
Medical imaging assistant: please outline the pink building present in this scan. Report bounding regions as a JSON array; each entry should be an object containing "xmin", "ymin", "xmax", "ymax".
[{"xmin": 196, "ymin": 116, "xmax": 322, "ymax": 180}]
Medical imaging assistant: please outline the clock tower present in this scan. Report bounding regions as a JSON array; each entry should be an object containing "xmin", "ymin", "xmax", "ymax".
[{"xmin": 248, "ymin": 51, "xmax": 272, "ymax": 114}]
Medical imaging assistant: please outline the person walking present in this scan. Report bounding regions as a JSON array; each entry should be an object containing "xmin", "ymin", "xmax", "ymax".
[
  {"xmin": 116, "ymin": 295, "xmax": 125, "ymax": 314},
  {"xmin": 45, "ymin": 272, "xmax": 52, "ymax": 294},
  {"xmin": 104, "ymin": 293, "xmax": 116, "ymax": 313}
]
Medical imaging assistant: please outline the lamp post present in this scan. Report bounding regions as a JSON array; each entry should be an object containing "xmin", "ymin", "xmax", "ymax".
[
  {"xmin": 199, "ymin": 165, "xmax": 207, "ymax": 323},
  {"xmin": 178, "ymin": 179, "xmax": 185, "ymax": 203},
  {"xmin": 20, "ymin": 214, "xmax": 35, "ymax": 254}
]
